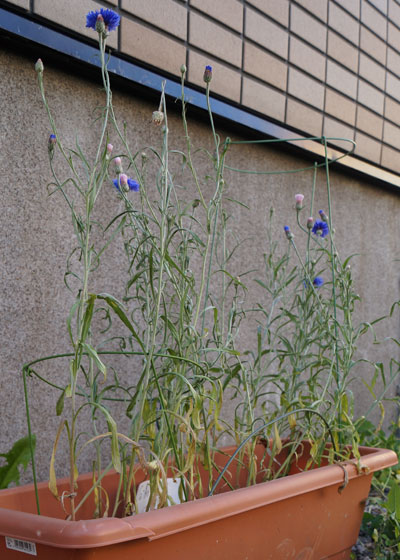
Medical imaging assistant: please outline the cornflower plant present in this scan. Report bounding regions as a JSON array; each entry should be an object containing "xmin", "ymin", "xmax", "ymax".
[{"xmin": 22, "ymin": 6, "xmax": 400, "ymax": 521}]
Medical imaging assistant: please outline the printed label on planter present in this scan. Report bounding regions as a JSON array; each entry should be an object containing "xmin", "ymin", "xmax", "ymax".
[
  {"xmin": 135, "ymin": 478, "xmax": 182, "ymax": 514},
  {"xmin": 5, "ymin": 537, "xmax": 37, "ymax": 555}
]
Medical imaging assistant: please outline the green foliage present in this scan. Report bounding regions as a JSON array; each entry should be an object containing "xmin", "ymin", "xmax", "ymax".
[
  {"xmin": 26, "ymin": 15, "xmax": 400, "ymax": 522},
  {"xmin": 358, "ymin": 420, "xmax": 400, "ymax": 558},
  {"xmin": 0, "ymin": 436, "xmax": 36, "ymax": 489}
]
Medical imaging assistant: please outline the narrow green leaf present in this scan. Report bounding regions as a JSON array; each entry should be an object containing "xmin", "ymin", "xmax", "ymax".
[
  {"xmin": 82, "ymin": 343, "xmax": 107, "ymax": 382},
  {"xmin": 96, "ymin": 294, "xmax": 145, "ymax": 351}
]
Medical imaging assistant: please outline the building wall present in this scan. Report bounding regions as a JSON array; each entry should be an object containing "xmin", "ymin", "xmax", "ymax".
[
  {"xmin": 1, "ymin": 40, "xmax": 400, "ymax": 480},
  {"xmin": 4, "ymin": 0, "xmax": 400, "ymax": 174}
]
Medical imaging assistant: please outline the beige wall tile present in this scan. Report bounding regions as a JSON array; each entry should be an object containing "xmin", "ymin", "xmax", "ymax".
[
  {"xmin": 291, "ymin": 5, "xmax": 327, "ymax": 51},
  {"xmin": 245, "ymin": 7, "xmax": 289, "ymax": 59},
  {"xmin": 359, "ymin": 53, "xmax": 386, "ymax": 90},
  {"xmin": 386, "ymin": 71, "xmax": 400, "ymax": 99},
  {"xmin": 369, "ymin": 0, "xmax": 388, "ymax": 14},
  {"xmin": 190, "ymin": 0, "xmax": 243, "ymax": 33},
  {"xmin": 188, "ymin": 51, "xmax": 241, "ymax": 102},
  {"xmin": 358, "ymin": 79, "xmax": 384, "ymax": 114},
  {"xmin": 34, "ymin": 0, "xmax": 118, "ymax": 48},
  {"xmin": 7, "ymin": 0, "xmax": 29, "ymax": 8},
  {"xmin": 360, "ymin": 27, "xmax": 387, "ymax": 64},
  {"xmin": 244, "ymin": 42, "xmax": 287, "ymax": 91},
  {"xmin": 121, "ymin": 19, "xmax": 185, "ymax": 75},
  {"xmin": 327, "ymin": 31, "xmax": 359, "ymax": 73},
  {"xmin": 356, "ymin": 106, "xmax": 384, "ymax": 138},
  {"xmin": 323, "ymin": 116, "xmax": 355, "ymax": 150},
  {"xmin": 385, "ymin": 96, "xmax": 400, "ymax": 125},
  {"xmin": 122, "ymin": 0, "xmax": 187, "ymax": 39},
  {"xmin": 288, "ymin": 68, "xmax": 325, "ymax": 109},
  {"xmin": 383, "ymin": 120, "xmax": 400, "ymax": 149},
  {"xmin": 242, "ymin": 77, "xmax": 286, "ymax": 121},
  {"xmin": 294, "ymin": 0, "xmax": 328, "ymax": 21},
  {"xmin": 381, "ymin": 144, "xmax": 400, "ymax": 172},
  {"xmin": 387, "ymin": 48, "xmax": 400, "ymax": 77},
  {"xmin": 388, "ymin": 22, "xmax": 400, "ymax": 51},
  {"xmin": 290, "ymin": 37, "xmax": 326, "ymax": 81},
  {"xmin": 190, "ymin": 12, "xmax": 242, "ymax": 67},
  {"xmin": 329, "ymin": 3, "xmax": 359, "ymax": 45},
  {"xmin": 327, "ymin": 60, "xmax": 358, "ymax": 99},
  {"xmin": 334, "ymin": 0, "xmax": 360, "ymax": 17},
  {"xmin": 286, "ymin": 98, "xmax": 323, "ymax": 136},
  {"xmin": 361, "ymin": 0, "xmax": 387, "ymax": 39},
  {"xmin": 246, "ymin": 0, "xmax": 289, "ymax": 26},
  {"xmin": 355, "ymin": 131, "xmax": 382, "ymax": 162},
  {"xmin": 389, "ymin": 0, "xmax": 400, "ymax": 26},
  {"xmin": 325, "ymin": 89, "xmax": 357, "ymax": 126}
]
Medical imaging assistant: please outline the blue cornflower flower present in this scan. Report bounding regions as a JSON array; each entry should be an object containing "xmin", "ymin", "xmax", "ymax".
[
  {"xmin": 313, "ymin": 276, "xmax": 324, "ymax": 288},
  {"xmin": 128, "ymin": 178, "xmax": 140, "ymax": 192},
  {"xmin": 86, "ymin": 8, "xmax": 120, "ymax": 32},
  {"xmin": 312, "ymin": 220, "xmax": 329, "ymax": 238},
  {"xmin": 113, "ymin": 178, "xmax": 140, "ymax": 192}
]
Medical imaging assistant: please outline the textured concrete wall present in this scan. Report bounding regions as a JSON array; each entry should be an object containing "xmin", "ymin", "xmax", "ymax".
[{"xmin": 1, "ymin": 45, "xmax": 400, "ymax": 483}]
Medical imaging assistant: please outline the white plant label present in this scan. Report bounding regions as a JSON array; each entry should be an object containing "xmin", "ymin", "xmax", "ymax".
[
  {"xmin": 135, "ymin": 478, "xmax": 182, "ymax": 514},
  {"xmin": 5, "ymin": 537, "xmax": 37, "ymax": 556}
]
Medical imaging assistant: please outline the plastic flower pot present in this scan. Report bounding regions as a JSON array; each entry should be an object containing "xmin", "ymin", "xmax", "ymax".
[{"xmin": 0, "ymin": 442, "xmax": 397, "ymax": 560}]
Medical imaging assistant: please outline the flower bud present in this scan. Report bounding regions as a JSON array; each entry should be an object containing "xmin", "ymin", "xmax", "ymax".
[
  {"xmin": 180, "ymin": 64, "xmax": 187, "ymax": 75},
  {"xmin": 48, "ymin": 134, "xmax": 56, "ymax": 156},
  {"xmin": 152, "ymin": 110, "xmax": 164, "ymax": 126},
  {"xmin": 284, "ymin": 225, "xmax": 294, "ymax": 240},
  {"xmin": 203, "ymin": 65, "xmax": 212, "ymax": 83},
  {"xmin": 119, "ymin": 173, "xmax": 128, "ymax": 192},
  {"xmin": 114, "ymin": 157, "xmax": 123, "ymax": 174},
  {"xmin": 35, "ymin": 59, "xmax": 44, "ymax": 73},
  {"xmin": 306, "ymin": 217, "xmax": 313, "ymax": 230},
  {"xmin": 319, "ymin": 209, "xmax": 328, "ymax": 222},
  {"xmin": 295, "ymin": 193, "xmax": 304, "ymax": 210},
  {"xmin": 106, "ymin": 143, "xmax": 113, "ymax": 160},
  {"xmin": 95, "ymin": 14, "xmax": 106, "ymax": 35}
]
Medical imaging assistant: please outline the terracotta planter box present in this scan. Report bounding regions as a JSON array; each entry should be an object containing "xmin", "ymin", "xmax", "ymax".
[{"xmin": 0, "ymin": 442, "xmax": 397, "ymax": 560}]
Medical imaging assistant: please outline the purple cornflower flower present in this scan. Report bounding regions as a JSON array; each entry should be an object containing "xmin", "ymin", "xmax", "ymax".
[
  {"xmin": 312, "ymin": 220, "xmax": 329, "ymax": 238},
  {"xmin": 313, "ymin": 276, "xmax": 324, "ymax": 288},
  {"xmin": 86, "ymin": 8, "xmax": 120, "ymax": 32},
  {"xmin": 113, "ymin": 177, "xmax": 140, "ymax": 192}
]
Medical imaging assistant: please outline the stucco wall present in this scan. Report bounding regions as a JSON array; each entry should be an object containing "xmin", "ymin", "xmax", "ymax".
[{"xmin": 1, "ymin": 45, "xmax": 400, "ymax": 482}]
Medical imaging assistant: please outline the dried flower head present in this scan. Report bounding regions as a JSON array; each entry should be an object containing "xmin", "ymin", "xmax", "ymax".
[{"xmin": 152, "ymin": 110, "xmax": 164, "ymax": 126}]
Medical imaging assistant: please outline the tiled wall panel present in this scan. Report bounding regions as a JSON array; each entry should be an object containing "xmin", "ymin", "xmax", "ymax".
[{"xmin": 8, "ymin": 0, "xmax": 400, "ymax": 174}]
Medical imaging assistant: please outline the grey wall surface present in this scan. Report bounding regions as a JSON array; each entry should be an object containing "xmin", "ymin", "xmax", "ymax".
[{"xmin": 1, "ymin": 45, "xmax": 400, "ymax": 483}]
